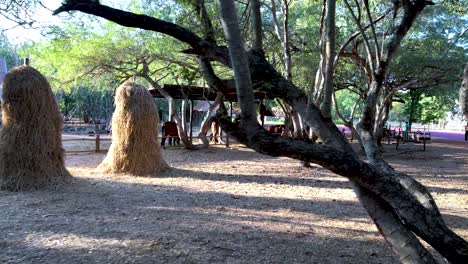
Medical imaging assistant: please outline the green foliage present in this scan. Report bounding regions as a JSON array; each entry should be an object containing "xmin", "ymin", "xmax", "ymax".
[
  {"xmin": 334, "ymin": 119, "xmax": 345, "ymax": 125},
  {"xmin": 334, "ymin": 89, "xmax": 362, "ymax": 120},
  {"xmin": 386, "ymin": 4, "xmax": 467, "ymax": 123},
  {"xmin": 0, "ymin": 34, "xmax": 19, "ymax": 69},
  {"xmin": 56, "ymin": 85, "xmax": 114, "ymax": 123},
  {"xmin": 393, "ymin": 89, "xmax": 453, "ymax": 124},
  {"xmin": 419, "ymin": 96, "xmax": 449, "ymax": 124},
  {"xmin": 388, "ymin": 103, "xmax": 407, "ymax": 122}
]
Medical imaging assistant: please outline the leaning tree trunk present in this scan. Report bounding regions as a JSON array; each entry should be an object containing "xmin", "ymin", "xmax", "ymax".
[
  {"xmin": 291, "ymin": 110, "xmax": 303, "ymax": 138},
  {"xmin": 168, "ymin": 98, "xmax": 193, "ymax": 148},
  {"xmin": 217, "ymin": 0, "xmax": 465, "ymax": 262},
  {"xmin": 197, "ymin": 93, "xmax": 223, "ymax": 148},
  {"xmin": 374, "ymin": 100, "xmax": 391, "ymax": 146},
  {"xmin": 0, "ymin": 65, "xmax": 71, "ymax": 191}
]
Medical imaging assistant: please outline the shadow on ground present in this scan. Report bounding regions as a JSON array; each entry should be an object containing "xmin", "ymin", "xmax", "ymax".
[
  {"xmin": 0, "ymin": 175, "xmax": 395, "ymax": 264},
  {"xmin": 1, "ymin": 139, "xmax": 466, "ymax": 263}
]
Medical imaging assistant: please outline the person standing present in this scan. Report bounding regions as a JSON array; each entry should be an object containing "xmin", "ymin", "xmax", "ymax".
[{"xmin": 465, "ymin": 122, "xmax": 468, "ymax": 141}]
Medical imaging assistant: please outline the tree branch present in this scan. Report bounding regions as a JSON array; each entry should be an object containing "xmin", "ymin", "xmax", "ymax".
[
  {"xmin": 343, "ymin": 0, "xmax": 375, "ymax": 76},
  {"xmin": 54, "ymin": 0, "xmax": 230, "ymax": 66},
  {"xmin": 334, "ymin": 8, "xmax": 391, "ymax": 68}
]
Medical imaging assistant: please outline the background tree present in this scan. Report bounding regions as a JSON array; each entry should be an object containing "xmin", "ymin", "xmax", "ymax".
[
  {"xmin": 460, "ymin": 63, "xmax": 468, "ymax": 119},
  {"xmin": 0, "ymin": 33, "xmax": 20, "ymax": 69}
]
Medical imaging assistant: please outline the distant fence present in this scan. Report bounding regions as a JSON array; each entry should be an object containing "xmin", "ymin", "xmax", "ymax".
[
  {"xmin": 62, "ymin": 134, "xmax": 111, "ymax": 154},
  {"xmin": 62, "ymin": 133, "xmax": 232, "ymax": 154}
]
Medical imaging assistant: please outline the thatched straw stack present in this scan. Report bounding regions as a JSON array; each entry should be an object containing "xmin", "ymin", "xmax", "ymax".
[
  {"xmin": 460, "ymin": 63, "xmax": 468, "ymax": 119},
  {"xmin": 0, "ymin": 66, "xmax": 71, "ymax": 191},
  {"xmin": 98, "ymin": 81, "xmax": 169, "ymax": 176}
]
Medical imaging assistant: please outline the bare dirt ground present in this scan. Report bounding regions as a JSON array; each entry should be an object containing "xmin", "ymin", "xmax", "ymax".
[{"xmin": 0, "ymin": 138, "xmax": 467, "ymax": 263}]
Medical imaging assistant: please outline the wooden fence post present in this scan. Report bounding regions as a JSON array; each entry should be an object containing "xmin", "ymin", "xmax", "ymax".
[
  {"xmin": 95, "ymin": 134, "xmax": 100, "ymax": 153},
  {"xmin": 423, "ymin": 133, "xmax": 426, "ymax": 151},
  {"xmin": 226, "ymin": 130, "xmax": 230, "ymax": 148}
]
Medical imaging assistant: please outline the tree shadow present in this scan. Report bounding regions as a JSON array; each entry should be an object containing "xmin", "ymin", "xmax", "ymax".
[
  {"xmin": 0, "ymin": 176, "xmax": 401, "ymax": 264},
  {"xmin": 162, "ymin": 167, "xmax": 350, "ymax": 189},
  {"xmin": 163, "ymin": 145, "xmax": 277, "ymax": 165},
  {"xmin": 34, "ymin": 138, "xmax": 466, "ymax": 263}
]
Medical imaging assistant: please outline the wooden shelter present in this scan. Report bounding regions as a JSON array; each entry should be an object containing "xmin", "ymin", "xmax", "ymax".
[{"xmin": 149, "ymin": 84, "xmax": 276, "ymax": 147}]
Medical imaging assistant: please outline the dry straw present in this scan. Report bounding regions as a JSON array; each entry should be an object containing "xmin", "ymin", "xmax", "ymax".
[
  {"xmin": 0, "ymin": 66, "xmax": 71, "ymax": 191},
  {"xmin": 98, "ymin": 81, "xmax": 169, "ymax": 176}
]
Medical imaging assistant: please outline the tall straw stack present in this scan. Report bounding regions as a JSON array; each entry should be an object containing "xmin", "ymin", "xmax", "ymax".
[
  {"xmin": 0, "ymin": 66, "xmax": 71, "ymax": 191},
  {"xmin": 98, "ymin": 81, "xmax": 169, "ymax": 175}
]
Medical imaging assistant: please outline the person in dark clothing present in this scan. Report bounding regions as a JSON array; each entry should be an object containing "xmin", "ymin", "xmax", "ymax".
[{"xmin": 465, "ymin": 123, "xmax": 468, "ymax": 142}]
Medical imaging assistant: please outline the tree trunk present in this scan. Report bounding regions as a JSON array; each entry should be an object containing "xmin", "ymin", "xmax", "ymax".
[
  {"xmin": 374, "ymin": 101, "xmax": 390, "ymax": 146},
  {"xmin": 291, "ymin": 110, "xmax": 303, "ymax": 138},
  {"xmin": 197, "ymin": 94, "xmax": 223, "ymax": 148},
  {"xmin": 269, "ymin": 0, "xmax": 292, "ymax": 81},
  {"xmin": 250, "ymin": 0, "xmax": 263, "ymax": 51},
  {"xmin": 408, "ymin": 90, "xmax": 420, "ymax": 131},
  {"xmin": 217, "ymin": 116, "xmax": 468, "ymax": 263},
  {"xmin": 355, "ymin": 0, "xmax": 430, "ymax": 164},
  {"xmin": 217, "ymin": 0, "xmax": 257, "ymax": 128},
  {"xmin": 281, "ymin": 0, "xmax": 292, "ymax": 81},
  {"xmin": 320, "ymin": 0, "xmax": 336, "ymax": 119},
  {"xmin": 169, "ymin": 98, "xmax": 193, "ymax": 148},
  {"xmin": 193, "ymin": 0, "xmax": 217, "ymax": 44},
  {"xmin": 182, "ymin": 98, "xmax": 188, "ymax": 133},
  {"xmin": 460, "ymin": 63, "xmax": 468, "ymax": 119}
]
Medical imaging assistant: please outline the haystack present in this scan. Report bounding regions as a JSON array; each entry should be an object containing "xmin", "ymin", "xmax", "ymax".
[
  {"xmin": 0, "ymin": 66, "xmax": 71, "ymax": 191},
  {"xmin": 98, "ymin": 81, "xmax": 169, "ymax": 175}
]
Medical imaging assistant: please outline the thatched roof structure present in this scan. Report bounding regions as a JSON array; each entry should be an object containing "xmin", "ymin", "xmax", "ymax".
[{"xmin": 148, "ymin": 84, "xmax": 274, "ymax": 102}]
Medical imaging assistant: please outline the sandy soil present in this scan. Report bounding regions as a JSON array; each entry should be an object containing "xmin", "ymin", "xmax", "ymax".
[{"xmin": 0, "ymin": 139, "xmax": 466, "ymax": 263}]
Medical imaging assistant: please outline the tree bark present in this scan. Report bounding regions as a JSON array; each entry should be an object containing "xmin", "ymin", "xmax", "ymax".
[
  {"xmin": 320, "ymin": 0, "xmax": 336, "ymax": 119},
  {"xmin": 269, "ymin": 0, "xmax": 292, "ymax": 81},
  {"xmin": 193, "ymin": 0, "xmax": 217, "ymax": 44},
  {"xmin": 281, "ymin": 0, "xmax": 292, "ymax": 81},
  {"xmin": 197, "ymin": 94, "xmax": 223, "ymax": 148},
  {"xmin": 217, "ymin": 0, "xmax": 257, "ymax": 128},
  {"xmin": 250, "ymin": 0, "xmax": 263, "ymax": 51},
  {"xmin": 460, "ymin": 63, "xmax": 468, "ymax": 119}
]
